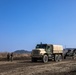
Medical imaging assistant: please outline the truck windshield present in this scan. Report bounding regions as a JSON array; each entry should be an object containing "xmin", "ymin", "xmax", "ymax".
[{"xmin": 36, "ymin": 44, "xmax": 46, "ymax": 49}]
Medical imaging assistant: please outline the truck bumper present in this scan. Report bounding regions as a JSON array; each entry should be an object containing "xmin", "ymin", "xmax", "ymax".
[{"xmin": 31, "ymin": 55, "xmax": 43, "ymax": 59}]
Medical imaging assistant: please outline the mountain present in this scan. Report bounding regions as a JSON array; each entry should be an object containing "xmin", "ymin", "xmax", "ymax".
[{"xmin": 13, "ymin": 50, "xmax": 31, "ymax": 54}]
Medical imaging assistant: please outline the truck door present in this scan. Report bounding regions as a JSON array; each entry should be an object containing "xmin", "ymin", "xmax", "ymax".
[
  {"xmin": 47, "ymin": 46, "xmax": 50, "ymax": 53},
  {"xmin": 46, "ymin": 46, "xmax": 52, "ymax": 58}
]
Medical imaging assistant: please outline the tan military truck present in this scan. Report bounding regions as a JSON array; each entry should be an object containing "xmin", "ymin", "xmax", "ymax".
[{"xmin": 31, "ymin": 43, "xmax": 63, "ymax": 63}]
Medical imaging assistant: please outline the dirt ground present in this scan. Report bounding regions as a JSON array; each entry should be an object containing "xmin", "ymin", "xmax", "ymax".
[{"xmin": 0, "ymin": 59, "xmax": 76, "ymax": 75}]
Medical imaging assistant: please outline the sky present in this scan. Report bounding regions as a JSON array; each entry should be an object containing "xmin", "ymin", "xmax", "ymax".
[{"xmin": 0, "ymin": 0, "xmax": 76, "ymax": 52}]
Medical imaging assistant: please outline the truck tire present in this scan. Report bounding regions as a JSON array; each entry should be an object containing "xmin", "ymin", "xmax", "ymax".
[
  {"xmin": 31, "ymin": 58, "xmax": 37, "ymax": 62},
  {"xmin": 43, "ymin": 55, "xmax": 48, "ymax": 63},
  {"xmin": 54, "ymin": 54, "xmax": 59, "ymax": 62},
  {"xmin": 58, "ymin": 55, "xmax": 62, "ymax": 61}
]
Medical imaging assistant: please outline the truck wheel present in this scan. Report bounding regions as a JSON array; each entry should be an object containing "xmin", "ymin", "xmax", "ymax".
[
  {"xmin": 54, "ymin": 54, "xmax": 59, "ymax": 62},
  {"xmin": 31, "ymin": 58, "xmax": 37, "ymax": 62},
  {"xmin": 43, "ymin": 55, "xmax": 48, "ymax": 63},
  {"xmin": 58, "ymin": 55, "xmax": 62, "ymax": 61}
]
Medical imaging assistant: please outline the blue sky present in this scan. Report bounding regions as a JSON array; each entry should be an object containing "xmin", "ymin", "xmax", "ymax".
[{"xmin": 0, "ymin": 0, "xmax": 76, "ymax": 52}]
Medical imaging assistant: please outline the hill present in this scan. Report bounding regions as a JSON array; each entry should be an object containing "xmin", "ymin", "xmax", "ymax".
[{"xmin": 13, "ymin": 50, "xmax": 31, "ymax": 54}]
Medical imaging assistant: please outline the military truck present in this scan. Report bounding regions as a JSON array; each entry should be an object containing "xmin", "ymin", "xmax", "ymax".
[
  {"xmin": 31, "ymin": 43, "xmax": 63, "ymax": 63},
  {"xmin": 64, "ymin": 48, "xmax": 76, "ymax": 59}
]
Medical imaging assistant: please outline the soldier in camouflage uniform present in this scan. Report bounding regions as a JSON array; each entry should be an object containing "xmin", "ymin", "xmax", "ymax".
[
  {"xmin": 10, "ymin": 53, "xmax": 13, "ymax": 62},
  {"xmin": 7, "ymin": 53, "xmax": 10, "ymax": 61}
]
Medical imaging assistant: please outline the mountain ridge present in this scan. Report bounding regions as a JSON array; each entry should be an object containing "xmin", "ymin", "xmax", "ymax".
[{"xmin": 13, "ymin": 50, "xmax": 31, "ymax": 54}]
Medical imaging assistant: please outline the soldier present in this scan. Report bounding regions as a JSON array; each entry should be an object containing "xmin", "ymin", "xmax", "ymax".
[
  {"xmin": 7, "ymin": 53, "xmax": 10, "ymax": 61},
  {"xmin": 10, "ymin": 53, "xmax": 13, "ymax": 62}
]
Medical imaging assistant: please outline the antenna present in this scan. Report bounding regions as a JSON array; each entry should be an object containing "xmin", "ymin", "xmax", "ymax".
[
  {"xmin": 40, "ymin": 42, "xmax": 42, "ymax": 44},
  {"xmin": 65, "ymin": 45, "xmax": 66, "ymax": 48},
  {"xmin": 64, "ymin": 45, "xmax": 66, "ymax": 50}
]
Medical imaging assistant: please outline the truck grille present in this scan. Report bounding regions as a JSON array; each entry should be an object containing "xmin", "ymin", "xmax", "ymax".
[{"xmin": 32, "ymin": 50, "xmax": 40, "ymax": 55}]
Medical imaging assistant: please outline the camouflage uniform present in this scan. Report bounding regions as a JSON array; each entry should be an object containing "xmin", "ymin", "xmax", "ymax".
[
  {"xmin": 11, "ymin": 53, "xmax": 13, "ymax": 62},
  {"xmin": 7, "ymin": 53, "xmax": 10, "ymax": 61}
]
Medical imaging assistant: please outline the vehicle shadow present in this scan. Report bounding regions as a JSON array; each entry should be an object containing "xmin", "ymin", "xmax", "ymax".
[{"xmin": 17, "ymin": 59, "xmax": 54, "ymax": 64}]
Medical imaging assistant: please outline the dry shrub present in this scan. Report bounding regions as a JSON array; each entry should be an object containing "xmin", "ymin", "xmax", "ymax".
[
  {"xmin": 0, "ymin": 52, "xmax": 8, "ymax": 57},
  {"xmin": 13, "ymin": 53, "xmax": 31, "ymax": 60},
  {"xmin": 0, "ymin": 52, "xmax": 31, "ymax": 61},
  {"xmin": 0, "ymin": 52, "xmax": 8, "ymax": 61}
]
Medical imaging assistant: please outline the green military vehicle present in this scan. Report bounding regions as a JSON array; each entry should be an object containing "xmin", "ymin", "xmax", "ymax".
[
  {"xmin": 31, "ymin": 43, "xmax": 63, "ymax": 63},
  {"xmin": 64, "ymin": 48, "xmax": 76, "ymax": 59}
]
